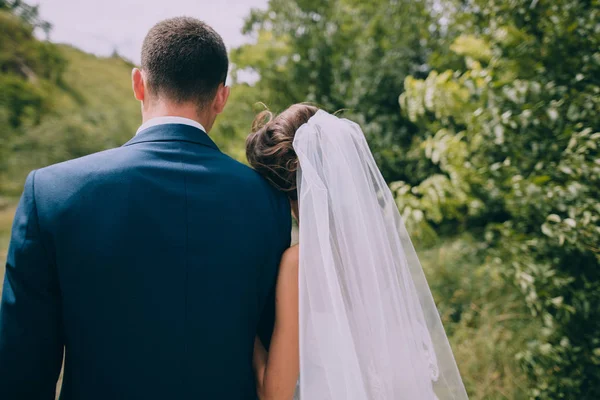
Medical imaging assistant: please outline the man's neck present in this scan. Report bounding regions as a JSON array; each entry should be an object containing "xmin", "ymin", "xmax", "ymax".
[{"xmin": 142, "ymin": 102, "xmax": 211, "ymax": 132}]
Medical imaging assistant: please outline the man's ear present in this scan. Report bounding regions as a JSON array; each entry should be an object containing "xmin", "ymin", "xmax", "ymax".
[
  {"xmin": 132, "ymin": 68, "xmax": 145, "ymax": 101},
  {"xmin": 212, "ymin": 84, "xmax": 230, "ymax": 114}
]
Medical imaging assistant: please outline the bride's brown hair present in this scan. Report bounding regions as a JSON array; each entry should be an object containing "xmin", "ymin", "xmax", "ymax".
[{"xmin": 246, "ymin": 104, "xmax": 319, "ymax": 200}]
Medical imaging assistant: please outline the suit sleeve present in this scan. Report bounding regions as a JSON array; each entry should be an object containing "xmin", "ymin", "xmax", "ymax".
[
  {"xmin": 0, "ymin": 170, "xmax": 64, "ymax": 399},
  {"xmin": 257, "ymin": 193, "xmax": 292, "ymax": 350}
]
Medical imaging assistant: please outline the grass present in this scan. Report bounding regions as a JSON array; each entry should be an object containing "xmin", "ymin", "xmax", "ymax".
[
  {"xmin": 419, "ymin": 236, "xmax": 536, "ymax": 399},
  {"xmin": 1, "ymin": 45, "xmax": 142, "ymax": 195}
]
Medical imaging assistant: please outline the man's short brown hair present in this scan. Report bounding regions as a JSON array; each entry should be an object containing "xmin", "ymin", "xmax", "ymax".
[{"xmin": 141, "ymin": 17, "xmax": 228, "ymax": 108}]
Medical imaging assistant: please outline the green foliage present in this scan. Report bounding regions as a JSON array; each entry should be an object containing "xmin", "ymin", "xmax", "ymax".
[
  {"xmin": 0, "ymin": 41, "xmax": 142, "ymax": 193},
  {"xmin": 211, "ymin": 83, "xmax": 265, "ymax": 161},
  {"xmin": 399, "ymin": 0, "xmax": 600, "ymax": 397},
  {"xmin": 420, "ymin": 235, "xmax": 536, "ymax": 399},
  {"xmin": 2, "ymin": 0, "xmax": 599, "ymax": 397},
  {"xmin": 0, "ymin": 0, "xmax": 52, "ymax": 36},
  {"xmin": 233, "ymin": 0, "xmax": 441, "ymax": 182},
  {"xmin": 0, "ymin": 9, "xmax": 67, "ymax": 187},
  {"xmin": 0, "ymin": 9, "xmax": 65, "ymax": 127}
]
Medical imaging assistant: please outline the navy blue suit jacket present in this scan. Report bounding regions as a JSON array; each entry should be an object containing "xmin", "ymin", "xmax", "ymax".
[{"xmin": 0, "ymin": 124, "xmax": 291, "ymax": 399}]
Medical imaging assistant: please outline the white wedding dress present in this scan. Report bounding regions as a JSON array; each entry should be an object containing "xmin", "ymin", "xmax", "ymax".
[{"xmin": 293, "ymin": 111, "xmax": 468, "ymax": 399}]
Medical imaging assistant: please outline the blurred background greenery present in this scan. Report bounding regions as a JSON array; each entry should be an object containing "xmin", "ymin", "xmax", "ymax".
[{"xmin": 1, "ymin": 0, "xmax": 599, "ymax": 398}]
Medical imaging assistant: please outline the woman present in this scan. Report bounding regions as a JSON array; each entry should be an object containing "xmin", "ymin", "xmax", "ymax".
[{"xmin": 246, "ymin": 104, "xmax": 468, "ymax": 400}]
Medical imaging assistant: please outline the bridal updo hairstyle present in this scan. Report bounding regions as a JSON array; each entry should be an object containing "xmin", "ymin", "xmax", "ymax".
[{"xmin": 246, "ymin": 104, "xmax": 319, "ymax": 200}]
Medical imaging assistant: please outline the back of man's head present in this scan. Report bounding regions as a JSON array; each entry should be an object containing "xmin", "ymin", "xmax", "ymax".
[{"xmin": 140, "ymin": 17, "xmax": 228, "ymax": 110}]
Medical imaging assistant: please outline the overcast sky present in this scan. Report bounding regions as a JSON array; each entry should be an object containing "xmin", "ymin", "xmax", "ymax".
[{"xmin": 36, "ymin": 0, "xmax": 268, "ymax": 64}]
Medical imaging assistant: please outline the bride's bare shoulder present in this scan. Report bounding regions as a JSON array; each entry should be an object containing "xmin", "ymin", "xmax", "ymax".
[{"xmin": 280, "ymin": 245, "xmax": 299, "ymax": 269}]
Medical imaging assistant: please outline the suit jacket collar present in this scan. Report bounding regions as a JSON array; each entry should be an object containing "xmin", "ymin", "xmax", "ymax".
[{"xmin": 123, "ymin": 123, "xmax": 220, "ymax": 151}]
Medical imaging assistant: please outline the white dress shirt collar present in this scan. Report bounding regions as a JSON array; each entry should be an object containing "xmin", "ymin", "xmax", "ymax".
[{"xmin": 136, "ymin": 116, "xmax": 206, "ymax": 136}]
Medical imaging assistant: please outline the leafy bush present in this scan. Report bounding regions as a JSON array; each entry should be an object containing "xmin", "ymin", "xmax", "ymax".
[
  {"xmin": 399, "ymin": 1, "xmax": 600, "ymax": 397},
  {"xmin": 420, "ymin": 235, "xmax": 537, "ymax": 399}
]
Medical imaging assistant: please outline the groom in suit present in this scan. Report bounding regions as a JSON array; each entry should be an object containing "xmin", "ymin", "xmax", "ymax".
[{"xmin": 0, "ymin": 17, "xmax": 291, "ymax": 399}]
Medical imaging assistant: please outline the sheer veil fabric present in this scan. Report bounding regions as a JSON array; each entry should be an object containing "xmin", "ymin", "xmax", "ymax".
[{"xmin": 293, "ymin": 111, "xmax": 468, "ymax": 399}]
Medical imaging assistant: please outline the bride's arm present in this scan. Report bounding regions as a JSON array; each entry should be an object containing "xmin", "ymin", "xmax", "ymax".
[{"xmin": 253, "ymin": 246, "xmax": 299, "ymax": 400}]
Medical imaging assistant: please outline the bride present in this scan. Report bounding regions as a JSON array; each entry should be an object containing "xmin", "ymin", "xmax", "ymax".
[{"xmin": 245, "ymin": 104, "xmax": 468, "ymax": 400}]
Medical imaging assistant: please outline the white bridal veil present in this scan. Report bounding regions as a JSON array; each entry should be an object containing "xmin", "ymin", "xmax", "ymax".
[{"xmin": 293, "ymin": 110, "xmax": 468, "ymax": 399}]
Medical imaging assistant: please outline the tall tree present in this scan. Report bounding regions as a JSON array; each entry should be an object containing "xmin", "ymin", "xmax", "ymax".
[{"xmin": 233, "ymin": 0, "xmax": 443, "ymax": 182}]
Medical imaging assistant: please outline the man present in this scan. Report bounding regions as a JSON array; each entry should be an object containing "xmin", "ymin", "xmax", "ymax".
[{"xmin": 0, "ymin": 17, "xmax": 290, "ymax": 399}]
